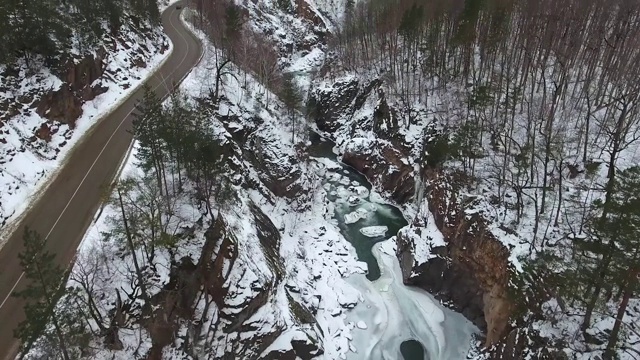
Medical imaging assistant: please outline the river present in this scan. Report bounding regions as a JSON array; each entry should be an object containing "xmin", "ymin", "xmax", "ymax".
[{"xmin": 309, "ymin": 133, "xmax": 478, "ymax": 360}]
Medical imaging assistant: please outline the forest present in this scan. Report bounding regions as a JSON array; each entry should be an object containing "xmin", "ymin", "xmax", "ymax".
[
  {"xmin": 13, "ymin": 87, "xmax": 238, "ymax": 358},
  {"xmin": 0, "ymin": 0, "xmax": 161, "ymax": 66},
  {"xmin": 330, "ymin": 0, "xmax": 640, "ymax": 358}
]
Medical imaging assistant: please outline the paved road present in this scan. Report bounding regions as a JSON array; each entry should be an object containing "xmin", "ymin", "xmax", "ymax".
[{"xmin": 0, "ymin": 3, "xmax": 202, "ymax": 359}]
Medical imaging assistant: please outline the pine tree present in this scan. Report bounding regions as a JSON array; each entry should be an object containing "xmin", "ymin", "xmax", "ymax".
[
  {"xmin": 0, "ymin": 0, "xmax": 13, "ymax": 64},
  {"xmin": 145, "ymin": 0, "xmax": 160, "ymax": 24},
  {"xmin": 593, "ymin": 166, "xmax": 640, "ymax": 359},
  {"xmin": 279, "ymin": 73, "xmax": 302, "ymax": 143},
  {"xmin": 224, "ymin": 2, "xmax": 242, "ymax": 49},
  {"xmin": 103, "ymin": 0, "xmax": 124, "ymax": 33},
  {"xmin": 13, "ymin": 228, "xmax": 72, "ymax": 360},
  {"xmin": 133, "ymin": 86, "xmax": 168, "ymax": 195}
]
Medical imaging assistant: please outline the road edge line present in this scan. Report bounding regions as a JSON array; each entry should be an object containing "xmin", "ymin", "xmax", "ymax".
[{"xmin": 0, "ymin": 17, "xmax": 176, "ymax": 247}]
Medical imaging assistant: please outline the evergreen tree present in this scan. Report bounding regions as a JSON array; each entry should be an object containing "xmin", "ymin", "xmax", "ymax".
[
  {"xmin": 398, "ymin": 3, "xmax": 423, "ymax": 41},
  {"xmin": 568, "ymin": 166, "xmax": 640, "ymax": 357},
  {"xmin": 276, "ymin": 0, "xmax": 293, "ymax": 13},
  {"xmin": 279, "ymin": 73, "xmax": 302, "ymax": 143},
  {"xmin": 103, "ymin": 0, "xmax": 124, "ymax": 33},
  {"xmin": 145, "ymin": 0, "xmax": 161, "ymax": 24},
  {"xmin": 133, "ymin": 86, "xmax": 168, "ymax": 195},
  {"xmin": 0, "ymin": 0, "xmax": 12, "ymax": 64},
  {"xmin": 224, "ymin": 2, "xmax": 242, "ymax": 48},
  {"xmin": 0, "ymin": 0, "xmax": 163, "ymax": 67},
  {"xmin": 591, "ymin": 166, "xmax": 640, "ymax": 359},
  {"xmin": 13, "ymin": 228, "xmax": 72, "ymax": 360}
]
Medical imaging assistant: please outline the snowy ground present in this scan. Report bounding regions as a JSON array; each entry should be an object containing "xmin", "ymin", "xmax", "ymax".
[{"xmin": 0, "ymin": 23, "xmax": 172, "ymax": 242}]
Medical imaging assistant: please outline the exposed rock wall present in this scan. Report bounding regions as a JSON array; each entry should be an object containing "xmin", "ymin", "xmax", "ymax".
[
  {"xmin": 397, "ymin": 169, "xmax": 513, "ymax": 346},
  {"xmin": 36, "ymin": 50, "xmax": 110, "ymax": 126},
  {"xmin": 341, "ymin": 138, "xmax": 415, "ymax": 204},
  {"xmin": 216, "ymin": 107, "xmax": 305, "ymax": 199},
  {"xmin": 141, "ymin": 206, "xmax": 322, "ymax": 360}
]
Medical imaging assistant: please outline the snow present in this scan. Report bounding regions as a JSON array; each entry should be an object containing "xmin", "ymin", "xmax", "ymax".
[
  {"xmin": 359, "ymin": 226, "xmax": 388, "ymax": 238},
  {"xmin": 369, "ymin": 191, "xmax": 387, "ymax": 204},
  {"xmin": 0, "ymin": 22, "xmax": 172, "ymax": 242},
  {"xmin": 308, "ymin": 0, "xmax": 350, "ymax": 29},
  {"xmin": 158, "ymin": 0, "xmax": 180, "ymax": 11},
  {"xmin": 344, "ymin": 208, "xmax": 369, "ymax": 224},
  {"xmin": 397, "ymin": 200, "xmax": 448, "ymax": 268},
  {"xmin": 54, "ymin": 13, "xmax": 369, "ymax": 358},
  {"xmin": 308, "ymin": 27, "xmax": 640, "ymax": 356}
]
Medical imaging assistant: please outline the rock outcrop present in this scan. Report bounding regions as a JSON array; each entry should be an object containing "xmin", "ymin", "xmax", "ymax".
[
  {"xmin": 216, "ymin": 107, "xmax": 305, "ymax": 199},
  {"xmin": 35, "ymin": 48, "xmax": 110, "ymax": 126},
  {"xmin": 141, "ymin": 209, "xmax": 323, "ymax": 360},
  {"xmin": 341, "ymin": 138, "xmax": 415, "ymax": 204},
  {"xmin": 308, "ymin": 77, "xmax": 381, "ymax": 135},
  {"xmin": 262, "ymin": 337, "xmax": 324, "ymax": 360}
]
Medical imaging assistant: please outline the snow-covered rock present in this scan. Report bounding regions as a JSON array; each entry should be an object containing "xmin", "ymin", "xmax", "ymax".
[
  {"xmin": 344, "ymin": 208, "xmax": 369, "ymax": 224},
  {"xmin": 359, "ymin": 226, "xmax": 388, "ymax": 238}
]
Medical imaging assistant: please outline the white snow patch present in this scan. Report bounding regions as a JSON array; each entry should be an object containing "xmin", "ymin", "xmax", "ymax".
[
  {"xmin": 359, "ymin": 226, "xmax": 388, "ymax": 238},
  {"xmin": 344, "ymin": 208, "xmax": 369, "ymax": 224}
]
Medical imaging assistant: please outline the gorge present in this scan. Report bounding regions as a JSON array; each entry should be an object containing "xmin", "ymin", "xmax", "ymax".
[{"xmin": 309, "ymin": 133, "xmax": 478, "ymax": 359}]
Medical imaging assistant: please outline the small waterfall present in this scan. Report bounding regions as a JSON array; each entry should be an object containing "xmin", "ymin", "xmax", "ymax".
[{"xmin": 414, "ymin": 163, "xmax": 425, "ymax": 216}]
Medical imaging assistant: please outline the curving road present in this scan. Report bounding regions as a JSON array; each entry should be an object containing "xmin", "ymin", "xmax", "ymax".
[{"xmin": 0, "ymin": 3, "xmax": 202, "ymax": 359}]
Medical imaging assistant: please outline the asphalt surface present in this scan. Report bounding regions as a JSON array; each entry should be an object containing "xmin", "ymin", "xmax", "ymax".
[{"xmin": 0, "ymin": 3, "xmax": 202, "ymax": 359}]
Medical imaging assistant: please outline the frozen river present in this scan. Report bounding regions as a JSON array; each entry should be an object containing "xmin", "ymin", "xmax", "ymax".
[{"xmin": 310, "ymin": 133, "xmax": 478, "ymax": 360}]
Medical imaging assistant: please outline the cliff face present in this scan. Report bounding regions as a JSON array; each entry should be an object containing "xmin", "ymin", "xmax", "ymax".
[
  {"xmin": 397, "ymin": 169, "xmax": 513, "ymax": 346},
  {"xmin": 341, "ymin": 138, "xmax": 415, "ymax": 205},
  {"xmin": 35, "ymin": 50, "xmax": 110, "ymax": 127},
  {"xmin": 140, "ymin": 209, "xmax": 322, "ymax": 360},
  {"xmin": 338, "ymin": 140, "xmax": 514, "ymax": 347}
]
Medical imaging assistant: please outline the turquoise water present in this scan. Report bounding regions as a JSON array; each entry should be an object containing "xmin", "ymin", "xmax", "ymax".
[
  {"xmin": 308, "ymin": 133, "xmax": 407, "ymax": 281},
  {"xmin": 401, "ymin": 340, "xmax": 426, "ymax": 360}
]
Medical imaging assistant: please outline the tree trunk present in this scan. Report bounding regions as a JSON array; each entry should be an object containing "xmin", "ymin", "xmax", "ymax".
[
  {"xmin": 603, "ymin": 268, "xmax": 638, "ymax": 360},
  {"xmin": 118, "ymin": 188, "xmax": 149, "ymax": 307},
  {"xmin": 582, "ymin": 239, "xmax": 616, "ymax": 331}
]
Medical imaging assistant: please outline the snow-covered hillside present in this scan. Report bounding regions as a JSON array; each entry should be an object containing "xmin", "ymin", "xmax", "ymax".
[
  {"xmin": 50, "ymin": 18, "xmax": 374, "ymax": 358},
  {"xmin": 306, "ymin": 16, "xmax": 640, "ymax": 360},
  {"xmin": 0, "ymin": 19, "xmax": 171, "ymax": 237},
  {"xmin": 20, "ymin": 6, "xmax": 482, "ymax": 357}
]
